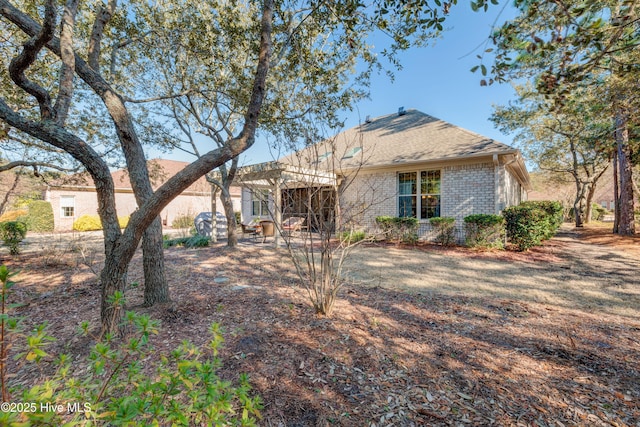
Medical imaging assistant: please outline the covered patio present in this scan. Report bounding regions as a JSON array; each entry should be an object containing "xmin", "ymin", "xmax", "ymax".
[{"xmin": 232, "ymin": 161, "xmax": 339, "ymax": 246}]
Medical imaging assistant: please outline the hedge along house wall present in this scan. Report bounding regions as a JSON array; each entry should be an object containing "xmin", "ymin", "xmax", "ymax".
[{"xmin": 340, "ymin": 158, "xmax": 528, "ymax": 243}]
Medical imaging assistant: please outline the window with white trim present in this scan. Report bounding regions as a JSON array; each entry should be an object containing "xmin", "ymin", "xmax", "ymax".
[
  {"xmin": 60, "ymin": 195, "xmax": 75, "ymax": 218},
  {"xmin": 251, "ymin": 189, "xmax": 269, "ymax": 216},
  {"xmin": 398, "ymin": 170, "xmax": 441, "ymax": 219}
]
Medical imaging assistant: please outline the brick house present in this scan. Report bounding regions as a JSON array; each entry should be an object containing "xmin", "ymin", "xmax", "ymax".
[
  {"xmin": 45, "ymin": 159, "xmax": 241, "ymax": 231},
  {"xmin": 239, "ymin": 109, "xmax": 531, "ymax": 241}
]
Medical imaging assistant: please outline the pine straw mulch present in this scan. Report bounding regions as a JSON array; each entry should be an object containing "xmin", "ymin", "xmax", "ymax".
[{"xmin": 3, "ymin": 226, "xmax": 640, "ymax": 427}]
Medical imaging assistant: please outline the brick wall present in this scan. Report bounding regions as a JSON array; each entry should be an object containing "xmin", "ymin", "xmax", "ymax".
[
  {"xmin": 441, "ymin": 162, "xmax": 495, "ymax": 223},
  {"xmin": 339, "ymin": 170, "xmax": 396, "ymax": 230},
  {"xmin": 340, "ymin": 162, "xmax": 508, "ymax": 242}
]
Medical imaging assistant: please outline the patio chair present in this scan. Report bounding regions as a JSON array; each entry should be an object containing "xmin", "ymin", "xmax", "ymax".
[
  {"xmin": 240, "ymin": 219, "xmax": 261, "ymax": 240},
  {"xmin": 259, "ymin": 220, "xmax": 275, "ymax": 243},
  {"xmin": 282, "ymin": 216, "xmax": 305, "ymax": 236}
]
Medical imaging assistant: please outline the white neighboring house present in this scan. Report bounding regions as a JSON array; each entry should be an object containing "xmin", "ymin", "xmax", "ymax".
[
  {"xmin": 45, "ymin": 159, "xmax": 241, "ymax": 231},
  {"xmin": 238, "ymin": 109, "xmax": 532, "ymax": 240}
]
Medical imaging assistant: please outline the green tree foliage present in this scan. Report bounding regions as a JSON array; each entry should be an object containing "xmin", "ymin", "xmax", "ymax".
[
  {"xmin": 491, "ymin": 84, "xmax": 611, "ymax": 227},
  {"xmin": 481, "ymin": 0, "xmax": 639, "ymax": 235},
  {"xmin": 0, "ymin": 0, "xmax": 495, "ymax": 334}
]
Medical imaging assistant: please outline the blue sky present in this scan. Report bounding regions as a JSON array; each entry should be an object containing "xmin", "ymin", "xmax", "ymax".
[{"xmin": 175, "ymin": 2, "xmax": 522, "ymax": 167}]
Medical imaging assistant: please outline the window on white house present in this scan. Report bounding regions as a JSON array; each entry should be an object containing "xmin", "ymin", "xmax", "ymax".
[
  {"xmin": 398, "ymin": 170, "xmax": 441, "ymax": 219},
  {"xmin": 251, "ymin": 189, "xmax": 269, "ymax": 216},
  {"xmin": 60, "ymin": 195, "xmax": 75, "ymax": 218}
]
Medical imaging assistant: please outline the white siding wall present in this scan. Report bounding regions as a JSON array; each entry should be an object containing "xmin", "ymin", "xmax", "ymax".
[{"xmin": 48, "ymin": 189, "xmax": 231, "ymax": 231}]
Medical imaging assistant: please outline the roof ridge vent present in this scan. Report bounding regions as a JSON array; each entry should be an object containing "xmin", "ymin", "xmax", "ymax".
[
  {"xmin": 398, "ymin": 107, "xmax": 406, "ymax": 116},
  {"xmin": 365, "ymin": 115, "xmax": 371, "ymax": 123}
]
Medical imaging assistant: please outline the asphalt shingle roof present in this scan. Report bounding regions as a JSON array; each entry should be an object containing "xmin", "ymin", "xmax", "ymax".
[{"xmin": 286, "ymin": 109, "xmax": 518, "ymax": 170}]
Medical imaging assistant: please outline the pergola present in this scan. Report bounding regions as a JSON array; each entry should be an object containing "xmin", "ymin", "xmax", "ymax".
[{"xmin": 231, "ymin": 161, "xmax": 338, "ymax": 246}]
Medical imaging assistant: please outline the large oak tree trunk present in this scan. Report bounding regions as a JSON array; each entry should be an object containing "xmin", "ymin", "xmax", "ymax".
[
  {"xmin": 615, "ymin": 110, "xmax": 635, "ymax": 235},
  {"xmin": 0, "ymin": 0, "xmax": 273, "ymax": 336},
  {"xmin": 100, "ymin": 255, "xmax": 128, "ymax": 336},
  {"xmin": 142, "ymin": 216, "xmax": 169, "ymax": 306}
]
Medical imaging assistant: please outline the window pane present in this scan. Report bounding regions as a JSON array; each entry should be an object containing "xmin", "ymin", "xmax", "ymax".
[
  {"xmin": 399, "ymin": 196, "xmax": 416, "ymax": 218},
  {"xmin": 61, "ymin": 206, "xmax": 74, "ymax": 217},
  {"xmin": 421, "ymin": 170, "xmax": 440, "ymax": 194},
  {"xmin": 60, "ymin": 196, "xmax": 75, "ymax": 217},
  {"xmin": 398, "ymin": 172, "xmax": 416, "ymax": 195},
  {"xmin": 421, "ymin": 195, "xmax": 440, "ymax": 219}
]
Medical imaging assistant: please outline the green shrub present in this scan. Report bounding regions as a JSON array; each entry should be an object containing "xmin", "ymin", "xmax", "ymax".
[
  {"xmin": 0, "ymin": 221, "xmax": 27, "ymax": 255},
  {"xmin": 72, "ymin": 214, "xmax": 103, "ymax": 231},
  {"xmin": 339, "ymin": 230, "xmax": 366, "ymax": 244},
  {"xmin": 464, "ymin": 214, "xmax": 505, "ymax": 249},
  {"xmin": 0, "ymin": 267, "xmax": 262, "ymax": 426},
  {"xmin": 429, "ymin": 217, "xmax": 456, "ymax": 246},
  {"xmin": 163, "ymin": 235, "xmax": 210, "ymax": 248},
  {"xmin": 172, "ymin": 213, "xmax": 195, "ymax": 229},
  {"xmin": 503, "ymin": 203, "xmax": 551, "ymax": 251},
  {"xmin": 234, "ymin": 211, "xmax": 242, "ymax": 225},
  {"xmin": 186, "ymin": 235, "xmax": 210, "ymax": 247},
  {"xmin": 375, "ymin": 216, "xmax": 419, "ymax": 243},
  {"xmin": 591, "ymin": 203, "xmax": 607, "ymax": 221},
  {"xmin": 521, "ymin": 200, "xmax": 563, "ymax": 239},
  {"xmin": 23, "ymin": 200, "xmax": 54, "ymax": 232}
]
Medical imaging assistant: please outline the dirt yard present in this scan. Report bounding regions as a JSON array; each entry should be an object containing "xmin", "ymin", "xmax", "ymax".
[{"xmin": 2, "ymin": 224, "xmax": 639, "ymax": 426}]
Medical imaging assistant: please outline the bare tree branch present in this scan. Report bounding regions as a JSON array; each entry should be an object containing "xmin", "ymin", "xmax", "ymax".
[
  {"xmin": 0, "ymin": 160, "xmax": 75, "ymax": 173},
  {"xmin": 53, "ymin": 0, "xmax": 79, "ymax": 125},
  {"xmin": 0, "ymin": 172, "xmax": 20, "ymax": 215},
  {"xmin": 7, "ymin": 0, "xmax": 56, "ymax": 120},
  {"xmin": 88, "ymin": 0, "xmax": 117, "ymax": 71}
]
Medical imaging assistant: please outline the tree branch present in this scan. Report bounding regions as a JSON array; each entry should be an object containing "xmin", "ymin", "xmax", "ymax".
[
  {"xmin": 0, "ymin": 160, "xmax": 75, "ymax": 173},
  {"xmin": 88, "ymin": 0, "xmax": 117, "ymax": 71},
  {"xmin": 53, "ymin": 0, "xmax": 79, "ymax": 125},
  {"xmin": 7, "ymin": 0, "xmax": 56, "ymax": 120}
]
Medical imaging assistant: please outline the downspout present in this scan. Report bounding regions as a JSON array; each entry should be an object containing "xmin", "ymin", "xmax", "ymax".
[{"xmin": 493, "ymin": 154, "xmax": 501, "ymax": 214}]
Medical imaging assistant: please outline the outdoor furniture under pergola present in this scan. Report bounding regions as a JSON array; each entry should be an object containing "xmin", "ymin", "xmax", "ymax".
[{"xmin": 229, "ymin": 161, "xmax": 338, "ymax": 247}]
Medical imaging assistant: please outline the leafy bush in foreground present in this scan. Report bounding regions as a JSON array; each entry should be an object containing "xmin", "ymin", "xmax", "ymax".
[
  {"xmin": 0, "ymin": 221, "xmax": 27, "ymax": 255},
  {"xmin": 0, "ymin": 265, "xmax": 261, "ymax": 426}
]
